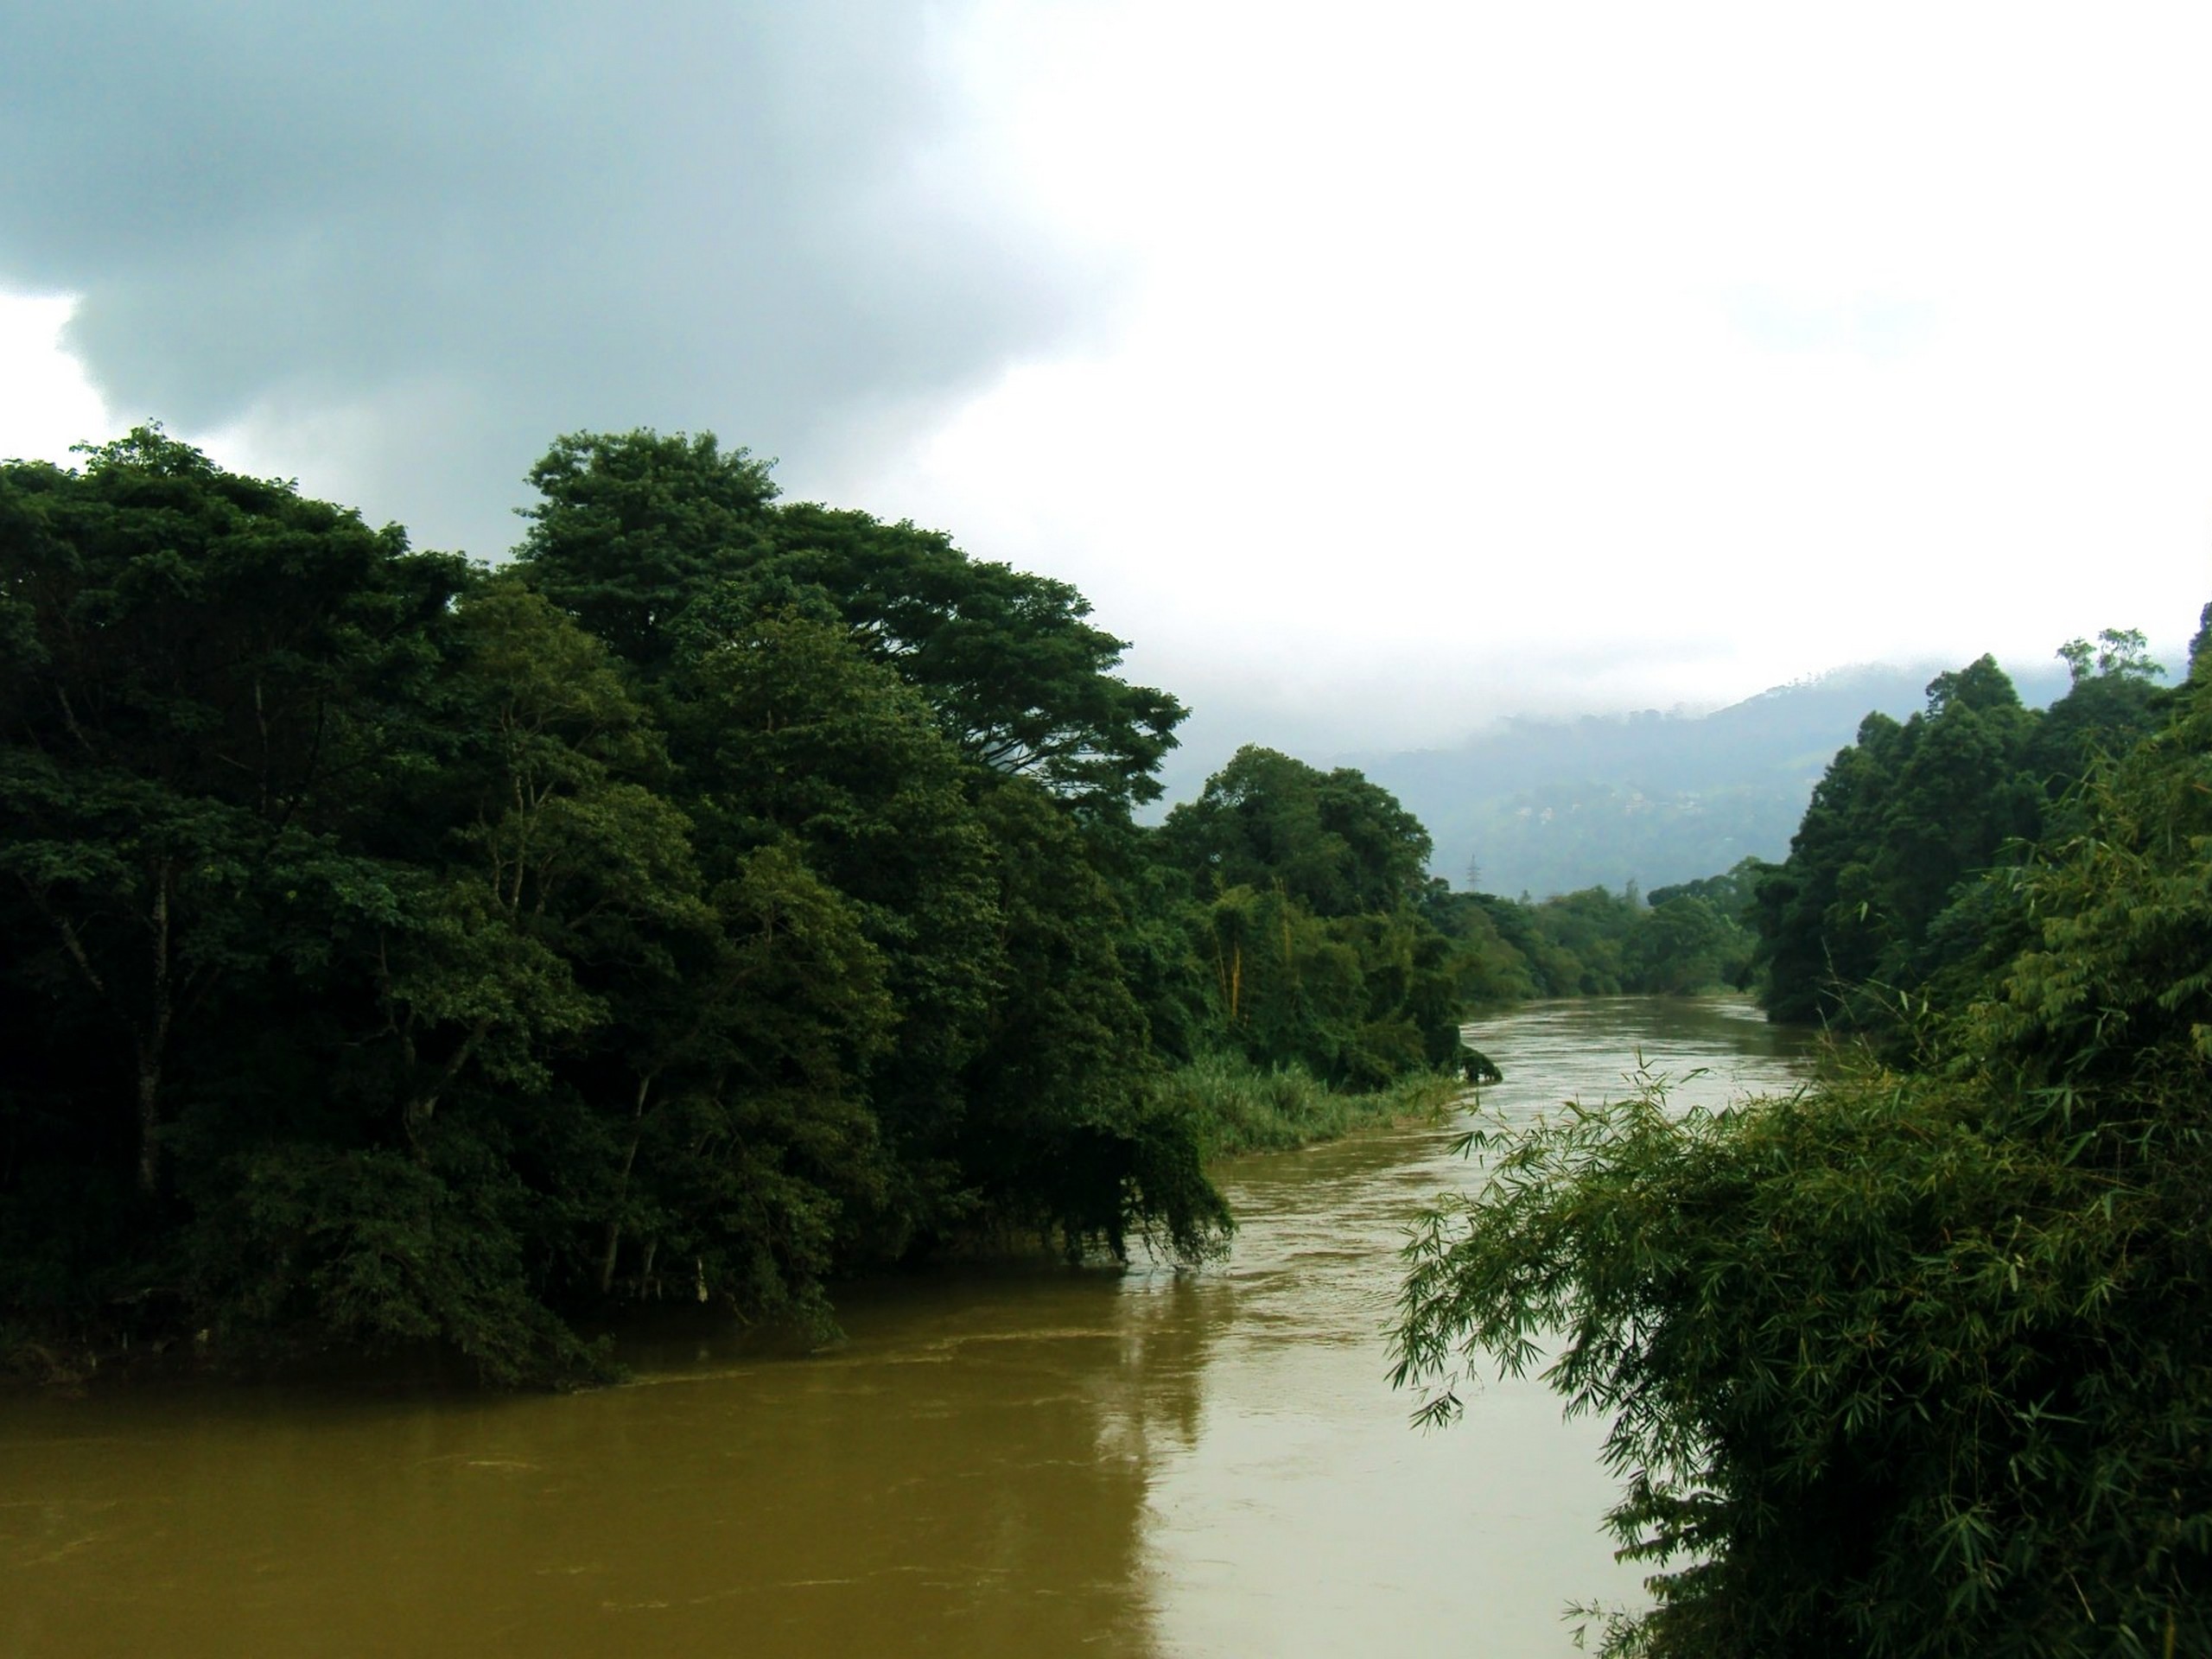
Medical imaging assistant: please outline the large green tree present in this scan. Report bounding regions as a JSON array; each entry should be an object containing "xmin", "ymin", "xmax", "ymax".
[
  {"xmin": 1753, "ymin": 658, "xmax": 2043, "ymax": 1028},
  {"xmin": 514, "ymin": 429, "xmax": 1186, "ymax": 818},
  {"xmin": 1159, "ymin": 745, "xmax": 1432, "ymax": 917},
  {"xmin": 748, "ymin": 505, "xmax": 1187, "ymax": 815},
  {"xmin": 512, "ymin": 429, "xmax": 778, "ymax": 672},
  {"xmin": 660, "ymin": 607, "xmax": 1001, "ymax": 1246},
  {"xmin": 5, "ymin": 423, "xmax": 1414, "ymax": 1382},
  {"xmin": 1, "ymin": 429, "xmax": 468, "ymax": 1200},
  {"xmin": 1157, "ymin": 746, "xmax": 1471, "ymax": 1085}
]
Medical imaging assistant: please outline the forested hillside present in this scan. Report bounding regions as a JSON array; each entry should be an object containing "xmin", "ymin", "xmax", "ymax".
[
  {"xmin": 1395, "ymin": 614, "xmax": 2212, "ymax": 1656},
  {"xmin": 1751, "ymin": 634, "xmax": 2168, "ymax": 1033},
  {"xmin": 1347, "ymin": 661, "xmax": 2075, "ymax": 899}
]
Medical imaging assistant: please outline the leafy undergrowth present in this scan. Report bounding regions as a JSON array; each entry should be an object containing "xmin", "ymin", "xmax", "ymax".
[{"xmin": 1160, "ymin": 1052, "xmax": 1467, "ymax": 1160}]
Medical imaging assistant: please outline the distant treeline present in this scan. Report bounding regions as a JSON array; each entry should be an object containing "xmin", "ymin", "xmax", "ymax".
[
  {"xmin": 0, "ymin": 428, "xmax": 1752, "ymax": 1385},
  {"xmin": 1427, "ymin": 860, "xmax": 1761, "ymax": 1003}
]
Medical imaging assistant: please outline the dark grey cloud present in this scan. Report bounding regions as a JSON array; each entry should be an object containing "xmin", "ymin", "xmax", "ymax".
[{"xmin": 0, "ymin": 2, "xmax": 1105, "ymax": 554}]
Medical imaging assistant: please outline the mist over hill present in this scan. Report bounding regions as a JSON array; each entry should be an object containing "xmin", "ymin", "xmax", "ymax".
[{"xmin": 1343, "ymin": 658, "xmax": 2081, "ymax": 899}]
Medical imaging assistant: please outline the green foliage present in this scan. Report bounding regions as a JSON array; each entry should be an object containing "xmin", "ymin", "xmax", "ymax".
[
  {"xmin": 2026, "ymin": 637, "xmax": 2167, "ymax": 816},
  {"xmin": 1154, "ymin": 746, "xmax": 1490, "ymax": 1091},
  {"xmin": 513, "ymin": 429, "xmax": 778, "ymax": 671},
  {"xmin": 1627, "ymin": 893, "xmax": 1752, "ymax": 995},
  {"xmin": 1395, "ymin": 1062, "xmax": 2209, "ymax": 1656},
  {"xmin": 1416, "ymin": 883, "xmax": 1541, "ymax": 1002},
  {"xmin": 1160, "ymin": 745, "xmax": 1431, "ymax": 917},
  {"xmin": 0, "ymin": 427, "xmax": 470, "ymax": 1197},
  {"xmin": 0, "ymin": 428, "xmax": 1247, "ymax": 1382},
  {"xmin": 954, "ymin": 779, "xmax": 1225, "ymax": 1259},
  {"xmin": 1417, "ymin": 869, "xmax": 1757, "ymax": 1005},
  {"xmin": 747, "ymin": 504, "xmax": 1188, "ymax": 815},
  {"xmin": 1157, "ymin": 1052, "xmax": 1463, "ymax": 1158},
  {"xmin": 515, "ymin": 429, "xmax": 1185, "ymax": 817},
  {"xmin": 2, "ymin": 420, "xmax": 1777, "ymax": 1389},
  {"xmin": 1393, "ymin": 612, "xmax": 2212, "ymax": 1656},
  {"xmin": 1754, "ymin": 640, "xmax": 2169, "ymax": 1035},
  {"xmin": 1968, "ymin": 611, "xmax": 2212, "ymax": 1101},
  {"xmin": 186, "ymin": 1141, "xmax": 603, "ymax": 1388}
]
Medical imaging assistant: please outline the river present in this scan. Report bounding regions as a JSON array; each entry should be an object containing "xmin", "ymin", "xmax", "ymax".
[{"xmin": 1, "ymin": 997, "xmax": 1810, "ymax": 1657}]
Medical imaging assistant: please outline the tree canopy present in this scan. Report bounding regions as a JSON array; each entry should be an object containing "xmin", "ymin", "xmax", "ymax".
[
  {"xmin": 1, "ymin": 428, "xmax": 1230, "ymax": 1382},
  {"xmin": 514, "ymin": 428, "xmax": 1186, "ymax": 818},
  {"xmin": 0, "ymin": 420, "xmax": 1898, "ymax": 1393},
  {"xmin": 1751, "ymin": 644, "xmax": 2168, "ymax": 1033}
]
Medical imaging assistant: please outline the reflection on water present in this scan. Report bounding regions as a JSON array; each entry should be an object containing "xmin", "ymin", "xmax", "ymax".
[
  {"xmin": 0, "ymin": 999, "xmax": 1809, "ymax": 1658},
  {"xmin": 0, "ymin": 1269, "xmax": 1185, "ymax": 1658}
]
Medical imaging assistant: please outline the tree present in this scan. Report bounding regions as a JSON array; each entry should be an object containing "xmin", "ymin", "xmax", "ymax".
[
  {"xmin": 4, "ymin": 418, "xmax": 1409, "ymax": 1380},
  {"xmin": 749, "ymin": 505, "xmax": 1187, "ymax": 816},
  {"xmin": 1159, "ymin": 745, "xmax": 1432, "ymax": 916},
  {"xmin": 1416, "ymin": 882, "xmax": 1541, "ymax": 1004},
  {"xmin": 514, "ymin": 429, "xmax": 1186, "ymax": 818},
  {"xmin": 1973, "ymin": 606, "xmax": 2212, "ymax": 1099},
  {"xmin": 1753, "ymin": 711, "xmax": 1904, "ymax": 1023},
  {"xmin": 1528, "ymin": 887, "xmax": 1638, "ymax": 995},
  {"xmin": 1155, "ymin": 747, "xmax": 1469, "ymax": 1086},
  {"xmin": 174, "ymin": 584, "xmax": 714, "ymax": 1378},
  {"xmin": 1630, "ymin": 858, "xmax": 1764, "ymax": 994},
  {"xmin": 1628, "ymin": 893, "xmax": 1749, "ymax": 995},
  {"xmin": 0, "ymin": 429, "xmax": 468, "ymax": 1198},
  {"xmin": 1195, "ymin": 880, "xmax": 1370, "ymax": 1080},
  {"xmin": 660, "ymin": 608, "xmax": 1001, "ymax": 1243},
  {"xmin": 2029, "ymin": 629, "xmax": 2167, "ymax": 807},
  {"xmin": 512, "ymin": 429, "xmax": 777, "ymax": 672},
  {"xmin": 955, "ymin": 779, "xmax": 1229, "ymax": 1261},
  {"xmin": 1753, "ymin": 659, "xmax": 2042, "ymax": 1030},
  {"xmin": 367, "ymin": 583, "xmax": 692, "ymax": 1154},
  {"xmin": 559, "ymin": 841, "xmax": 897, "ymax": 1320},
  {"xmin": 2056, "ymin": 626, "xmax": 2160, "ymax": 687}
]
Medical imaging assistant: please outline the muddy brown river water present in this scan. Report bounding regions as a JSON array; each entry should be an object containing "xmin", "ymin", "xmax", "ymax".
[{"xmin": 1, "ymin": 997, "xmax": 1810, "ymax": 1657}]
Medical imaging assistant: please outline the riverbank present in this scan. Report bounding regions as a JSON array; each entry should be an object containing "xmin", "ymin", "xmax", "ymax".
[
  {"xmin": 1, "ymin": 1055, "xmax": 1472, "ymax": 1395},
  {"xmin": 1163, "ymin": 1053, "xmax": 1469, "ymax": 1159},
  {"xmin": 0, "ymin": 997, "xmax": 1811, "ymax": 1659}
]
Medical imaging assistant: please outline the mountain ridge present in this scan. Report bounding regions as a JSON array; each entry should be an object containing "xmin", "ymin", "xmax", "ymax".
[{"xmin": 1339, "ymin": 656, "xmax": 2083, "ymax": 899}]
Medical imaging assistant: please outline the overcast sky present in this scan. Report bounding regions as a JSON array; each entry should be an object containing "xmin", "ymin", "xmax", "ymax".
[{"xmin": 4, "ymin": 2, "xmax": 2209, "ymax": 777}]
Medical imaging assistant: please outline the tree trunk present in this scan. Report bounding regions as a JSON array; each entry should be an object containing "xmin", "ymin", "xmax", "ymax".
[
  {"xmin": 135, "ymin": 861, "xmax": 175, "ymax": 1197},
  {"xmin": 597, "ymin": 1075, "xmax": 654, "ymax": 1295},
  {"xmin": 135, "ymin": 1054, "xmax": 162, "ymax": 1196},
  {"xmin": 402, "ymin": 1015, "xmax": 494, "ymax": 1157}
]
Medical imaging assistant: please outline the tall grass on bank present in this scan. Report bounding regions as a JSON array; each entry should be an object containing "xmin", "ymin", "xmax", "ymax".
[{"xmin": 1160, "ymin": 1053, "xmax": 1468, "ymax": 1160}]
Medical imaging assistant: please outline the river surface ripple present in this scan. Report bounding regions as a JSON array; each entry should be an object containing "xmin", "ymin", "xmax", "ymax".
[{"xmin": 1, "ymin": 997, "xmax": 1810, "ymax": 1657}]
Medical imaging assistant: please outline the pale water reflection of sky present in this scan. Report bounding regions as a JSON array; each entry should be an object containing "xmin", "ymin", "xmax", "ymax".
[{"xmin": 3, "ymin": 3, "xmax": 2207, "ymax": 770}]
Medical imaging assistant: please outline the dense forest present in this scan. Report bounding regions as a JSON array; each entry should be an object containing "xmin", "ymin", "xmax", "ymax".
[
  {"xmin": 0, "ymin": 427, "xmax": 1751, "ymax": 1387},
  {"xmin": 1750, "ymin": 632, "xmax": 2169, "ymax": 1035},
  {"xmin": 1396, "ymin": 622, "xmax": 2212, "ymax": 1655},
  {"xmin": 15, "ymin": 423, "xmax": 2209, "ymax": 1649}
]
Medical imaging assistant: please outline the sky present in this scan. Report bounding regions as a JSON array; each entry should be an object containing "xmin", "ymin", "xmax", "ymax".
[{"xmin": 4, "ymin": 1, "xmax": 2209, "ymax": 782}]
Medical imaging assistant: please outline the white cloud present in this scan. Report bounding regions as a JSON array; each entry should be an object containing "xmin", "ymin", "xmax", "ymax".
[
  {"xmin": 6, "ymin": 3, "xmax": 2209, "ymax": 769},
  {"xmin": 863, "ymin": 0, "xmax": 2212, "ymax": 751},
  {"xmin": 0, "ymin": 292, "xmax": 111, "ymax": 464}
]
